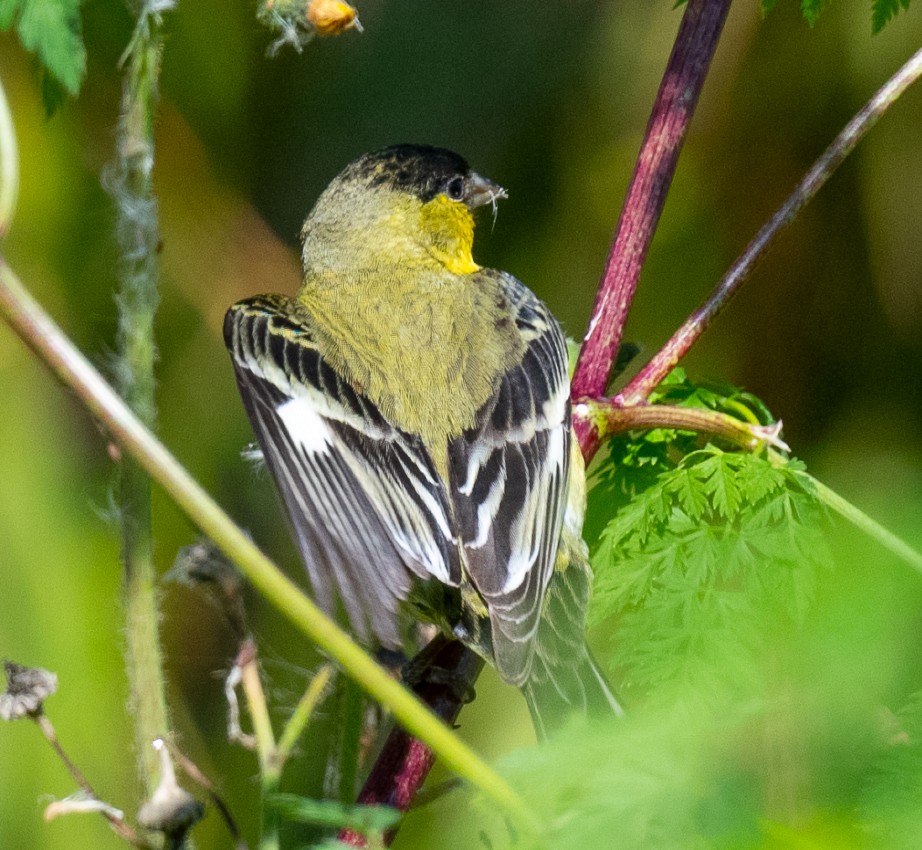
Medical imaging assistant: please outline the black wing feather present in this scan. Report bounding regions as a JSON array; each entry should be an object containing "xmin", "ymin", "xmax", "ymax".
[
  {"xmin": 448, "ymin": 272, "xmax": 571, "ymax": 685},
  {"xmin": 225, "ymin": 295, "xmax": 461, "ymax": 649}
]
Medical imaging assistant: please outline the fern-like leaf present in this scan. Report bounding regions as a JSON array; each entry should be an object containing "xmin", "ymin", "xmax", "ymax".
[{"xmin": 590, "ymin": 445, "xmax": 830, "ymax": 700}]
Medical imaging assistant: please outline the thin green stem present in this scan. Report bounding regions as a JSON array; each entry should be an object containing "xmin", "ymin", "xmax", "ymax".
[
  {"xmin": 237, "ymin": 649, "xmax": 280, "ymax": 850},
  {"xmin": 240, "ymin": 656, "xmax": 276, "ymax": 775},
  {"xmin": 112, "ymin": 0, "xmax": 171, "ymax": 790},
  {"xmin": 804, "ymin": 473, "xmax": 922, "ymax": 576},
  {"xmin": 0, "ymin": 75, "xmax": 19, "ymax": 239},
  {"xmin": 0, "ymin": 259, "xmax": 536, "ymax": 832},
  {"xmin": 254, "ymin": 661, "xmax": 332, "ymax": 850},
  {"xmin": 275, "ymin": 664, "xmax": 333, "ymax": 769}
]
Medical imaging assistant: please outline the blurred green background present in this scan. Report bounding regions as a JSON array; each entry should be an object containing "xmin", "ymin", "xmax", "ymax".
[{"xmin": 1, "ymin": 2, "xmax": 922, "ymax": 848}]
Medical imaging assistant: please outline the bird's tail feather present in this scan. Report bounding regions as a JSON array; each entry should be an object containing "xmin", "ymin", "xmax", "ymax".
[
  {"xmin": 521, "ymin": 547, "xmax": 623, "ymax": 740},
  {"xmin": 522, "ymin": 642, "xmax": 623, "ymax": 740}
]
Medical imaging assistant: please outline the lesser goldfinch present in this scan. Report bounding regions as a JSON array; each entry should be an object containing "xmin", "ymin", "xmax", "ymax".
[{"xmin": 224, "ymin": 144, "xmax": 620, "ymax": 737}]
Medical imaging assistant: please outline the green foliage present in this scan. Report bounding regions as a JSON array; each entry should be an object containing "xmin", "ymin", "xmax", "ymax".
[
  {"xmin": 860, "ymin": 691, "xmax": 922, "ymax": 849},
  {"xmin": 872, "ymin": 0, "xmax": 913, "ymax": 31},
  {"xmin": 499, "ymin": 707, "xmax": 763, "ymax": 850},
  {"xmin": 590, "ymin": 444, "xmax": 829, "ymax": 697},
  {"xmin": 585, "ymin": 371, "xmax": 830, "ymax": 701},
  {"xmin": 760, "ymin": 0, "xmax": 915, "ymax": 30},
  {"xmin": 583, "ymin": 368, "xmax": 774, "ymax": 545},
  {"xmin": 499, "ymin": 373, "xmax": 901, "ymax": 850},
  {"xmin": 268, "ymin": 794, "xmax": 400, "ymax": 847},
  {"xmin": 800, "ymin": 0, "xmax": 828, "ymax": 25},
  {"xmin": 0, "ymin": 0, "xmax": 86, "ymax": 110}
]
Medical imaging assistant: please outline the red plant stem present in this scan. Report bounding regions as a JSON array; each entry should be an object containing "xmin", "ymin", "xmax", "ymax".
[
  {"xmin": 572, "ymin": 0, "xmax": 731, "ymax": 459},
  {"xmin": 338, "ymin": 637, "xmax": 485, "ymax": 847},
  {"xmin": 616, "ymin": 41, "xmax": 922, "ymax": 408}
]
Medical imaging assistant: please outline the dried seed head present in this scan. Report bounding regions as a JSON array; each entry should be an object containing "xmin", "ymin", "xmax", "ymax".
[
  {"xmin": 0, "ymin": 660, "xmax": 57, "ymax": 720},
  {"xmin": 138, "ymin": 739, "xmax": 204, "ymax": 840}
]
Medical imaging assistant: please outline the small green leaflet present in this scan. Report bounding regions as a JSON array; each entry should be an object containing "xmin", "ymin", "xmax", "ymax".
[{"xmin": 0, "ymin": 0, "xmax": 86, "ymax": 107}]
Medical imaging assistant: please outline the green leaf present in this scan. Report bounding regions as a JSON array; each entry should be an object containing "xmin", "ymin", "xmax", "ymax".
[
  {"xmin": 589, "ymin": 446, "xmax": 830, "ymax": 700},
  {"xmin": 800, "ymin": 0, "xmax": 827, "ymax": 25},
  {"xmin": 872, "ymin": 0, "xmax": 913, "ymax": 32},
  {"xmin": 859, "ymin": 691, "xmax": 922, "ymax": 848},
  {"xmin": 267, "ymin": 794, "xmax": 401, "ymax": 834},
  {"xmin": 0, "ymin": 0, "xmax": 87, "ymax": 103}
]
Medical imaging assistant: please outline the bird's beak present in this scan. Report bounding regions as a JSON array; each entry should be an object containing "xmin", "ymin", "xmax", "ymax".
[{"xmin": 465, "ymin": 172, "xmax": 508, "ymax": 209}]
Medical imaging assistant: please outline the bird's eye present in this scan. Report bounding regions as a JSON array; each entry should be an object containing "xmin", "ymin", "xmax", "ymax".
[{"xmin": 445, "ymin": 176, "xmax": 465, "ymax": 201}]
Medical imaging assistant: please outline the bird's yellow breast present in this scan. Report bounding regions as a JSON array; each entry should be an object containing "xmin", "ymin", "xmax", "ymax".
[{"xmin": 297, "ymin": 268, "xmax": 522, "ymax": 475}]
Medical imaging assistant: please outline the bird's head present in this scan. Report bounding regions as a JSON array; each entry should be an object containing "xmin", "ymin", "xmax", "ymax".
[{"xmin": 300, "ymin": 144, "xmax": 507, "ymax": 276}]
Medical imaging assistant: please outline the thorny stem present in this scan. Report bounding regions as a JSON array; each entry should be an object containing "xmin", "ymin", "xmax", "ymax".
[
  {"xmin": 0, "ymin": 258, "xmax": 535, "ymax": 833},
  {"xmin": 617, "ymin": 42, "xmax": 922, "ymax": 408},
  {"xmin": 113, "ymin": 0, "xmax": 172, "ymax": 791},
  {"xmin": 571, "ymin": 0, "xmax": 731, "ymax": 414},
  {"xmin": 34, "ymin": 714, "xmax": 151, "ymax": 849}
]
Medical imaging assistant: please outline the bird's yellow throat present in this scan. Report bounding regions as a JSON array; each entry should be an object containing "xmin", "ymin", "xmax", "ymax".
[{"xmin": 419, "ymin": 194, "xmax": 480, "ymax": 276}]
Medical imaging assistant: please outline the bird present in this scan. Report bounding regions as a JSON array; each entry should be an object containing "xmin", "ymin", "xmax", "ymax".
[{"xmin": 223, "ymin": 144, "xmax": 621, "ymax": 738}]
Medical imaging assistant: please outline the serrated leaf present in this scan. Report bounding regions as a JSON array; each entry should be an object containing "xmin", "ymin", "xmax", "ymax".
[
  {"xmin": 669, "ymin": 467, "xmax": 709, "ymax": 520},
  {"xmin": 590, "ymin": 448, "xmax": 829, "ymax": 698},
  {"xmin": 0, "ymin": 0, "xmax": 86, "ymax": 100},
  {"xmin": 698, "ymin": 453, "xmax": 744, "ymax": 519},
  {"xmin": 872, "ymin": 0, "xmax": 913, "ymax": 32}
]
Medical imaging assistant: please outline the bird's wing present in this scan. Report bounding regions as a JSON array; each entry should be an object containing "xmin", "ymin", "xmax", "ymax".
[
  {"xmin": 447, "ymin": 272, "xmax": 571, "ymax": 686},
  {"xmin": 224, "ymin": 295, "xmax": 461, "ymax": 649}
]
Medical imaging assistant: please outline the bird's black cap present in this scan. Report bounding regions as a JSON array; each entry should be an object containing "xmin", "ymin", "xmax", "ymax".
[{"xmin": 342, "ymin": 144, "xmax": 471, "ymax": 204}]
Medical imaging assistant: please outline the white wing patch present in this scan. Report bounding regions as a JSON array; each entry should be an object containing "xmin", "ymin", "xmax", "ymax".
[{"xmin": 277, "ymin": 396, "xmax": 334, "ymax": 455}]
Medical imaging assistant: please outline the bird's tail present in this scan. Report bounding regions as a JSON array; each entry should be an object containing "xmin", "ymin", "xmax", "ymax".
[
  {"xmin": 522, "ymin": 642, "xmax": 623, "ymax": 741},
  {"xmin": 521, "ymin": 545, "xmax": 623, "ymax": 740}
]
